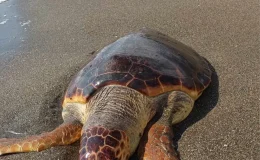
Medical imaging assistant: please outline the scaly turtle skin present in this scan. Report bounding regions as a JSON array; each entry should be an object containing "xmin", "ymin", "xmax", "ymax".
[{"xmin": 0, "ymin": 28, "xmax": 211, "ymax": 160}]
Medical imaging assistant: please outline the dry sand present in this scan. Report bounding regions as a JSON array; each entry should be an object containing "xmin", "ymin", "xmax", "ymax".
[{"xmin": 0, "ymin": 0, "xmax": 259, "ymax": 159}]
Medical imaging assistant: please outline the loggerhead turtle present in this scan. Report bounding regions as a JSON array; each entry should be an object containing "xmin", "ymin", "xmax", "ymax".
[{"xmin": 0, "ymin": 28, "xmax": 212, "ymax": 160}]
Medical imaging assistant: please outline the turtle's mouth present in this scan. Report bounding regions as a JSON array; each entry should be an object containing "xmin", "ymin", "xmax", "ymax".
[{"xmin": 79, "ymin": 126, "xmax": 130, "ymax": 160}]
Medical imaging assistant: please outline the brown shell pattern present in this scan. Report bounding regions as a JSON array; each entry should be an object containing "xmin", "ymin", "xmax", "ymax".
[{"xmin": 63, "ymin": 29, "xmax": 212, "ymax": 107}]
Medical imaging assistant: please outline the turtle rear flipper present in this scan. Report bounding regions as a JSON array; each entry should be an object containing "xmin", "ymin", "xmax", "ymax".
[{"xmin": 0, "ymin": 121, "xmax": 82, "ymax": 155}]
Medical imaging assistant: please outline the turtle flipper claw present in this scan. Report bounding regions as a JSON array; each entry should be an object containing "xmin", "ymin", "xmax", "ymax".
[{"xmin": 0, "ymin": 121, "xmax": 82, "ymax": 155}]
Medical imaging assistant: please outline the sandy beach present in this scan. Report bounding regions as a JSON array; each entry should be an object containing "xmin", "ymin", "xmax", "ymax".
[{"xmin": 0, "ymin": 0, "xmax": 259, "ymax": 159}]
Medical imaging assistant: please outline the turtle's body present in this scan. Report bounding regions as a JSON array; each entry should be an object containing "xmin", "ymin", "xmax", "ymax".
[{"xmin": 0, "ymin": 29, "xmax": 211, "ymax": 160}]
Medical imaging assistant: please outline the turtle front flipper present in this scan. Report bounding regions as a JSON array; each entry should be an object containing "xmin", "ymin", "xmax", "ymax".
[
  {"xmin": 138, "ymin": 122, "xmax": 179, "ymax": 160},
  {"xmin": 0, "ymin": 121, "xmax": 82, "ymax": 155},
  {"xmin": 138, "ymin": 91, "xmax": 194, "ymax": 160}
]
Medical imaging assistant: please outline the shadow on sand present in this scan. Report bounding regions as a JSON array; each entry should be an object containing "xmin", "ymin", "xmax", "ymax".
[
  {"xmin": 172, "ymin": 61, "xmax": 219, "ymax": 152},
  {"xmin": 131, "ymin": 60, "xmax": 219, "ymax": 160}
]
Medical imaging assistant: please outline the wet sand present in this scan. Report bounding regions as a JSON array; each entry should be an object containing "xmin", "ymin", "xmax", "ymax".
[{"xmin": 0, "ymin": 0, "xmax": 259, "ymax": 160}]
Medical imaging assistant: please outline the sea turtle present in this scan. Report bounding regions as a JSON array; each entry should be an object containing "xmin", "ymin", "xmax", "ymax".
[{"xmin": 0, "ymin": 28, "xmax": 212, "ymax": 160}]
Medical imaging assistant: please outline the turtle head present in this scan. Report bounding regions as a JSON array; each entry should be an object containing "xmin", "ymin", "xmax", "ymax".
[{"xmin": 79, "ymin": 126, "xmax": 130, "ymax": 160}]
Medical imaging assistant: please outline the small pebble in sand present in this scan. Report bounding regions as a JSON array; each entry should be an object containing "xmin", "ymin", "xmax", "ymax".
[{"xmin": 0, "ymin": 19, "xmax": 8, "ymax": 24}]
